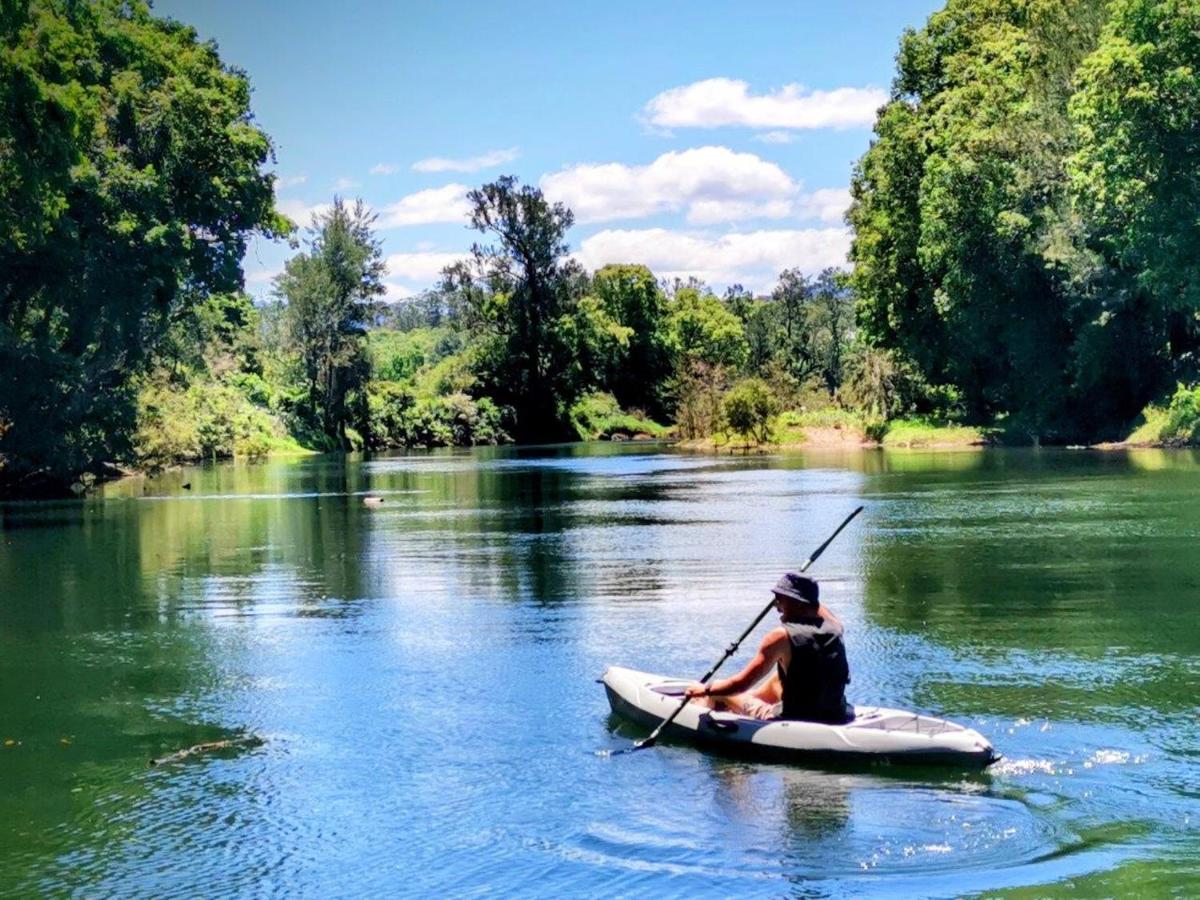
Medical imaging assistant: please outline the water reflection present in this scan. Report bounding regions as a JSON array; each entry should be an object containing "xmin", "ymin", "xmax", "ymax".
[{"xmin": 1, "ymin": 444, "xmax": 1198, "ymax": 894}]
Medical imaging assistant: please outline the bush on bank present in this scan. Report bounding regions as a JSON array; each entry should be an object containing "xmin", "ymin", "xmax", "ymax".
[
  {"xmin": 569, "ymin": 392, "xmax": 670, "ymax": 440},
  {"xmin": 1125, "ymin": 385, "xmax": 1200, "ymax": 446}
]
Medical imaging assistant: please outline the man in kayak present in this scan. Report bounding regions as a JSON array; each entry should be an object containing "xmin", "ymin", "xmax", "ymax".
[{"xmin": 684, "ymin": 573, "xmax": 851, "ymax": 724}]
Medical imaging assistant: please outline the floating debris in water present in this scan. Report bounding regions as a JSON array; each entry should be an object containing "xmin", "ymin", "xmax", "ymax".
[{"xmin": 150, "ymin": 735, "xmax": 264, "ymax": 767}]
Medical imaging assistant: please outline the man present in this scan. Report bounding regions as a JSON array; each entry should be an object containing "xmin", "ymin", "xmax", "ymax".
[{"xmin": 684, "ymin": 573, "xmax": 851, "ymax": 724}]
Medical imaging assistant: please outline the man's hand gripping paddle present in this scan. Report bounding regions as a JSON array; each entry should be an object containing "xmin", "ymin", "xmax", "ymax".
[{"xmin": 605, "ymin": 505, "xmax": 864, "ymax": 757}]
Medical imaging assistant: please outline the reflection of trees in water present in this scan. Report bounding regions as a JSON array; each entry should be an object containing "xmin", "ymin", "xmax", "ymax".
[
  {"xmin": 856, "ymin": 450, "xmax": 1200, "ymax": 718},
  {"xmin": 363, "ymin": 448, "xmax": 686, "ymax": 607}
]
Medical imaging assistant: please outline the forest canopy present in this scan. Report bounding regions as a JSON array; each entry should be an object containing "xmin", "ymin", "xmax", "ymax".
[
  {"xmin": 3, "ymin": 0, "xmax": 1200, "ymax": 497},
  {"xmin": 849, "ymin": 0, "xmax": 1200, "ymax": 441}
]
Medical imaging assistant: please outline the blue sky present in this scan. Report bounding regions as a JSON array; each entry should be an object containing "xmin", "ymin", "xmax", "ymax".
[{"xmin": 155, "ymin": 0, "xmax": 942, "ymax": 299}]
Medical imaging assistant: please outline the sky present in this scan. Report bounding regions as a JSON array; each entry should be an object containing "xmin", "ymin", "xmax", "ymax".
[{"xmin": 155, "ymin": 0, "xmax": 943, "ymax": 301}]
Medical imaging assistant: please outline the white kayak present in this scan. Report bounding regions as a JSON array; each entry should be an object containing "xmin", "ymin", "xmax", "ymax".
[{"xmin": 602, "ymin": 666, "xmax": 999, "ymax": 769}]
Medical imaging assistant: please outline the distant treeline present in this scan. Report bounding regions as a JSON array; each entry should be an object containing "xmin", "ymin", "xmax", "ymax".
[{"xmin": 3, "ymin": 0, "xmax": 1198, "ymax": 496}]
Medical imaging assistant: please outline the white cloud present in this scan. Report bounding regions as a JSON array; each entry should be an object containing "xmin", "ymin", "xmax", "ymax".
[
  {"xmin": 382, "ymin": 281, "xmax": 416, "ymax": 302},
  {"xmin": 277, "ymin": 198, "xmax": 333, "ymax": 227},
  {"xmin": 384, "ymin": 251, "xmax": 468, "ymax": 284},
  {"xmin": 378, "ymin": 184, "xmax": 471, "ymax": 228},
  {"xmin": 642, "ymin": 78, "xmax": 886, "ymax": 131},
  {"xmin": 333, "ymin": 177, "xmax": 361, "ymax": 192},
  {"xmin": 412, "ymin": 147, "xmax": 520, "ymax": 173},
  {"xmin": 575, "ymin": 227, "xmax": 851, "ymax": 292},
  {"xmin": 370, "ymin": 163, "xmax": 399, "ymax": 175},
  {"xmin": 540, "ymin": 146, "xmax": 797, "ymax": 225},
  {"xmin": 796, "ymin": 187, "xmax": 852, "ymax": 225},
  {"xmin": 275, "ymin": 174, "xmax": 308, "ymax": 189},
  {"xmin": 754, "ymin": 130, "xmax": 794, "ymax": 145}
]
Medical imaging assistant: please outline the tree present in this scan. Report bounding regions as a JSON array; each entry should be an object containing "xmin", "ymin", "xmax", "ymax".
[
  {"xmin": 723, "ymin": 378, "xmax": 779, "ymax": 445},
  {"xmin": 1067, "ymin": 0, "xmax": 1200, "ymax": 423},
  {"xmin": 276, "ymin": 199, "xmax": 384, "ymax": 447},
  {"xmin": 666, "ymin": 288, "xmax": 748, "ymax": 370},
  {"xmin": 592, "ymin": 264, "xmax": 671, "ymax": 415},
  {"xmin": 0, "ymin": 0, "xmax": 288, "ymax": 494},
  {"xmin": 451, "ymin": 176, "xmax": 583, "ymax": 441},
  {"xmin": 848, "ymin": 0, "xmax": 1112, "ymax": 438},
  {"xmin": 808, "ymin": 268, "xmax": 856, "ymax": 394}
]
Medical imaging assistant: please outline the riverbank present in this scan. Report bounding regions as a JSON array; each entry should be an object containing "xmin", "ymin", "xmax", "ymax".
[{"xmin": 680, "ymin": 413, "xmax": 992, "ymax": 453}]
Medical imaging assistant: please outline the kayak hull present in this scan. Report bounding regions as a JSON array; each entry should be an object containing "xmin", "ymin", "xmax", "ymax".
[{"xmin": 603, "ymin": 666, "xmax": 999, "ymax": 769}]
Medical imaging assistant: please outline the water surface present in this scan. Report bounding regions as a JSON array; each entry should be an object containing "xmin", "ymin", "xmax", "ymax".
[{"xmin": 2, "ymin": 445, "xmax": 1198, "ymax": 896}]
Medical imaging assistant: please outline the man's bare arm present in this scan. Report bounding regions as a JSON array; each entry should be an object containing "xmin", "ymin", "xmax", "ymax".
[{"xmin": 685, "ymin": 628, "xmax": 788, "ymax": 698}]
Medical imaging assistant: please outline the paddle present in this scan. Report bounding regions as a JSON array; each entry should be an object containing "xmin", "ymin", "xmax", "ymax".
[{"xmin": 608, "ymin": 504, "xmax": 865, "ymax": 756}]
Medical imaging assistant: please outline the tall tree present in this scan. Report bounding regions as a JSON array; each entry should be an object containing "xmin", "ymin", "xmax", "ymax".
[
  {"xmin": 453, "ymin": 176, "xmax": 582, "ymax": 441},
  {"xmin": 1067, "ymin": 0, "xmax": 1200, "ymax": 423},
  {"xmin": 592, "ymin": 264, "xmax": 671, "ymax": 415},
  {"xmin": 276, "ymin": 199, "xmax": 384, "ymax": 447},
  {"xmin": 0, "ymin": 0, "xmax": 288, "ymax": 494},
  {"xmin": 849, "ymin": 0, "xmax": 1110, "ymax": 438}
]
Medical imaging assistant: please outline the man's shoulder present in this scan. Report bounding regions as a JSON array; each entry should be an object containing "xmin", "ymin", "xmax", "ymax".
[{"xmin": 783, "ymin": 615, "xmax": 844, "ymax": 640}]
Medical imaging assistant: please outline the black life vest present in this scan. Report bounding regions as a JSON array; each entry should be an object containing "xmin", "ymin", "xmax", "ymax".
[{"xmin": 778, "ymin": 615, "xmax": 851, "ymax": 724}]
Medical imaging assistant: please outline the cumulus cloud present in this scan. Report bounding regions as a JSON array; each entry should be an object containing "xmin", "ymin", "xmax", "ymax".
[
  {"xmin": 277, "ymin": 198, "xmax": 333, "ymax": 227},
  {"xmin": 382, "ymin": 281, "xmax": 417, "ymax": 302},
  {"xmin": 370, "ymin": 163, "xmax": 399, "ymax": 175},
  {"xmin": 575, "ymin": 227, "xmax": 851, "ymax": 292},
  {"xmin": 275, "ymin": 174, "xmax": 308, "ymax": 189},
  {"xmin": 384, "ymin": 251, "xmax": 468, "ymax": 284},
  {"xmin": 541, "ymin": 146, "xmax": 797, "ymax": 225},
  {"xmin": 643, "ymin": 78, "xmax": 886, "ymax": 131},
  {"xmin": 795, "ymin": 187, "xmax": 852, "ymax": 225},
  {"xmin": 378, "ymin": 184, "xmax": 471, "ymax": 228},
  {"xmin": 333, "ymin": 176, "xmax": 361, "ymax": 191},
  {"xmin": 412, "ymin": 147, "xmax": 520, "ymax": 173}
]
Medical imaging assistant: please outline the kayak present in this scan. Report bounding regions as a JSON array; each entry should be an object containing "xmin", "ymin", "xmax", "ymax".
[{"xmin": 602, "ymin": 666, "xmax": 999, "ymax": 769}]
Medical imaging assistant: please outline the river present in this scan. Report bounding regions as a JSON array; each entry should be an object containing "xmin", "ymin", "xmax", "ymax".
[{"xmin": 1, "ymin": 444, "xmax": 1197, "ymax": 896}]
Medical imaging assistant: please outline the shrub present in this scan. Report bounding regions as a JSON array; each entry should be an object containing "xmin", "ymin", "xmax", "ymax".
[
  {"xmin": 568, "ymin": 392, "xmax": 669, "ymax": 440},
  {"xmin": 134, "ymin": 379, "xmax": 298, "ymax": 467},
  {"xmin": 366, "ymin": 382, "xmax": 511, "ymax": 448},
  {"xmin": 1128, "ymin": 384, "xmax": 1200, "ymax": 445},
  {"xmin": 723, "ymin": 378, "xmax": 779, "ymax": 445}
]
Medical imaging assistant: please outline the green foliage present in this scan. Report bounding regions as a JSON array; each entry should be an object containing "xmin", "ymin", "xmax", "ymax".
[
  {"xmin": 879, "ymin": 417, "xmax": 988, "ymax": 448},
  {"xmin": 567, "ymin": 392, "xmax": 668, "ymax": 441},
  {"xmin": 367, "ymin": 327, "xmax": 460, "ymax": 382},
  {"xmin": 723, "ymin": 378, "xmax": 780, "ymax": 445},
  {"xmin": 667, "ymin": 288, "xmax": 748, "ymax": 369},
  {"xmin": 365, "ymin": 381, "xmax": 510, "ymax": 448},
  {"xmin": 135, "ymin": 379, "xmax": 304, "ymax": 468},
  {"xmin": 440, "ymin": 176, "xmax": 584, "ymax": 441},
  {"xmin": 276, "ymin": 199, "xmax": 384, "ymax": 447},
  {"xmin": 0, "ymin": 0, "xmax": 287, "ymax": 494},
  {"xmin": 1126, "ymin": 385, "xmax": 1200, "ymax": 446},
  {"xmin": 851, "ymin": 0, "xmax": 1200, "ymax": 441},
  {"xmin": 839, "ymin": 345, "xmax": 936, "ymax": 422},
  {"xmin": 591, "ymin": 265, "xmax": 672, "ymax": 415},
  {"xmin": 671, "ymin": 360, "xmax": 732, "ymax": 440}
]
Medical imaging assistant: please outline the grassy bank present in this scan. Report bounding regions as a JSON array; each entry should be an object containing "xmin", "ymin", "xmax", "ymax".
[
  {"xmin": 1105, "ymin": 385, "xmax": 1200, "ymax": 448},
  {"xmin": 568, "ymin": 393, "xmax": 672, "ymax": 441},
  {"xmin": 681, "ymin": 410, "xmax": 991, "ymax": 452}
]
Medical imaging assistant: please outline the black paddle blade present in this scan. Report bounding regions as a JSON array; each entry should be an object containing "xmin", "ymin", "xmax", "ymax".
[{"xmin": 599, "ymin": 736, "xmax": 656, "ymax": 757}]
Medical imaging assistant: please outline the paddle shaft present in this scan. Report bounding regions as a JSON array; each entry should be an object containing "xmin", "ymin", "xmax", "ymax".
[{"xmin": 627, "ymin": 504, "xmax": 864, "ymax": 752}]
